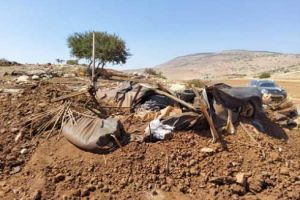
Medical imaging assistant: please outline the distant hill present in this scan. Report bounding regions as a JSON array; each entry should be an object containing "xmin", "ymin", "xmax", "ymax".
[{"xmin": 138, "ymin": 50, "xmax": 300, "ymax": 80}]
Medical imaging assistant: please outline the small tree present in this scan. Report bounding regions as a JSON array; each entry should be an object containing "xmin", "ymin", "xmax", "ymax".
[
  {"xmin": 67, "ymin": 31, "xmax": 130, "ymax": 69},
  {"xmin": 0, "ymin": 58, "xmax": 9, "ymax": 66},
  {"xmin": 259, "ymin": 72, "xmax": 271, "ymax": 79},
  {"xmin": 55, "ymin": 58, "xmax": 64, "ymax": 64}
]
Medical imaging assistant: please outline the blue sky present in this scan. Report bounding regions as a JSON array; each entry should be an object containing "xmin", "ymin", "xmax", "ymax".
[{"xmin": 0, "ymin": 0, "xmax": 299, "ymax": 69}]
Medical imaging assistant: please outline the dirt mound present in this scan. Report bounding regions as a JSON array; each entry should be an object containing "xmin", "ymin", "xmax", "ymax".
[
  {"xmin": 1, "ymin": 128, "xmax": 300, "ymax": 199},
  {"xmin": 0, "ymin": 78, "xmax": 300, "ymax": 200}
]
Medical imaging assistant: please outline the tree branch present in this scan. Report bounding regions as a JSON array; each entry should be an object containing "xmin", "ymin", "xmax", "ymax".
[{"xmin": 88, "ymin": 60, "xmax": 92, "ymax": 68}]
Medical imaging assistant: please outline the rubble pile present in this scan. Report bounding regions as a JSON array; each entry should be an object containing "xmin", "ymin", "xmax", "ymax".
[{"xmin": 0, "ymin": 69, "xmax": 299, "ymax": 199}]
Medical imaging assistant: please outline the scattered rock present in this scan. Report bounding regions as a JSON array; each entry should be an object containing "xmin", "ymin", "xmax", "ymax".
[
  {"xmin": 188, "ymin": 159, "xmax": 197, "ymax": 166},
  {"xmin": 101, "ymin": 185, "xmax": 109, "ymax": 193},
  {"xmin": 200, "ymin": 147, "xmax": 215, "ymax": 153},
  {"xmin": 54, "ymin": 173, "xmax": 65, "ymax": 183},
  {"xmin": 269, "ymin": 152, "xmax": 280, "ymax": 161},
  {"xmin": 231, "ymin": 184, "xmax": 246, "ymax": 195},
  {"xmin": 231, "ymin": 161, "xmax": 239, "ymax": 167},
  {"xmin": 11, "ymin": 128, "xmax": 19, "ymax": 134},
  {"xmin": 32, "ymin": 75, "xmax": 40, "ymax": 80},
  {"xmin": 190, "ymin": 167, "xmax": 200, "ymax": 175},
  {"xmin": 16, "ymin": 75, "xmax": 29, "ymax": 83},
  {"xmin": 120, "ymin": 178, "xmax": 128, "ymax": 187},
  {"xmin": 151, "ymin": 165, "xmax": 160, "ymax": 174},
  {"xmin": 161, "ymin": 184, "xmax": 170, "ymax": 192},
  {"xmin": 166, "ymin": 177, "xmax": 174, "ymax": 186},
  {"xmin": 72, "ymin": 189, "xmax": 81, "ymax": 197},
  {"xmin": 81, "ymin": 189, "xmax": 90, "ymax": 197},
  {"xmin": 280, "ymin": 166, "xmax": 289, "ymax": 175},
  {"xmin": 152, "ymin": 190, "xmax": 158, "ymax": 196},
  {"xmin": 287, "ymin": 191, "xmax": 300, "ymax": 199},
  {"xmin": 235, "ymin": 172, "xmax": 246, "ymax": 185},
  {"xmin": 248, "ymin": 175, "xmax": 265, "ymax": 193},
  {"xmin": 147, "ymin": 183, "xmax": 153, "ymax": 190},
  {"xmin": 10, "ymin": 166, "xmax": 21, "ymax": 174},
  {"xmin": 179, "ymin": 185, "xmax": 191, "ymax": 193},
  {"xmin": 20, "ymin": 148, "xmax": 28, "ymax": 155},
  {"xmin": 32, "ymin": 190, "xmax": 42, "ymax": 200},
  {"xmin": 210, "ymin": 176, "xmax": 235, "ymax": 185},
  {"xmin": 63, "ymin": 73, "xmax": 76, "ymax": 78},
  {"xmin": 15, "ymin": 132, "xmax": 23, "ymax": 142},
  {"xmin": 97, "ymin": 182, "xmax": 104, "ymax": 189},
  {"xmin": 87, "ymin": 185, "xmax": 96, "ymax": 192},
  {"xmin": 111, "ymin": 188, "xmax": 119, "ymax": 194}
]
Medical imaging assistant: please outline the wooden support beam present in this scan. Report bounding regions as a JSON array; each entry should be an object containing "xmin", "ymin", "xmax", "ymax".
[
  {"xmin": 143, "ymin": 86, "xmax": 197, "ymax": 111},
  {"xmin": 51, "ymin": 90, "xmax": 88, "ymax": 102},
  {"xmin": 192, "ymin": 87, "xmax": 227, "ymax": 149},
  {"xmin": 110, "ymin": 76, "xmax": 156, "ymax": 85},
  {"xmin": 192, "ymin": 87, "xmax": 219, "ymax": 142}
]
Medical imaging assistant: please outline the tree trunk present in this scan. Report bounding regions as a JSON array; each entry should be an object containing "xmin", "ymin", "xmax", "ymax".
[{"xmin": 101, "ymin": 62, "xmax": 105, "ymax": 69}]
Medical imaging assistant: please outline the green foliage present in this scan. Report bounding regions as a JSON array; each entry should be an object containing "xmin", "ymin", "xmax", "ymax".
[
  {"xmin": 67, "ymin": 31, "xmax": 130, "ymax": 68},
  {"xmin": 144, "ymin": 68, "xmax": 166, "ymax": 79},
  {"xmin": 259, "ymin": 72, "xmax": 271, "ymax": 79},
  {"xmin": 66, "ymin": 59, "xmax": 78, "ymax": 65}
]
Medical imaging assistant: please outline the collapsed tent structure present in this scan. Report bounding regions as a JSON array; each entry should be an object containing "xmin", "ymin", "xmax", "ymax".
[{"xmin": 24, "ymin": 69, "xmax": 296, "ymax": 154}]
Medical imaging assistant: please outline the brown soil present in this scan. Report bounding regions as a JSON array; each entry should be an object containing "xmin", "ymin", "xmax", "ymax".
[{"xmin": 0, "ymin": 78, "xmax": 300, "ymax": 200}]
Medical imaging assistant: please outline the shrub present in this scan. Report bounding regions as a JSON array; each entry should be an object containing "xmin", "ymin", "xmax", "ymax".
[
  {"xmin": 144, "ymin": 68, "xmax": 166, "ymax": 79},
  {"xmin": 0, "ymin": 58, "xmax": 20, "ymax": 66},
  {"xmin": 0, "ymin": 58, "xmax": 8, "ymax": 66},
  {"xmin": 66, "ymin": 60, "xmax": 78, "ymax": 65},
  {"xmin": 186, "ymin": 79, "xmax": 207, "ymax": 88},
  {"xmin": 259, "ymin": 72, "xmax": 271, "ymax": 79}
]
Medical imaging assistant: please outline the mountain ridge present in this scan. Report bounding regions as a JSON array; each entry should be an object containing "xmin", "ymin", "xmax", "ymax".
[{"xmin": 150, "ymin": 50, "xmax": 300, "ymax": 80}]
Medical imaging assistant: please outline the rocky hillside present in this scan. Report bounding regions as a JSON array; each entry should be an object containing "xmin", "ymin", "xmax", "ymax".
[{"xmin": 153, "ymin": 50, "xmax": 300, "ymax": 80}]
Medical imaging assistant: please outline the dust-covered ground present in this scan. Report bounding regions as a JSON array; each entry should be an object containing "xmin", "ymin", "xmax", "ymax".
[{"xmin": 0, "ymin": 66, "xmax": 300, "ymax": 200}]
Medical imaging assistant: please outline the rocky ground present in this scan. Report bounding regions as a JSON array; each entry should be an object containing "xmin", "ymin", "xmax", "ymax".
[{"xmin": 0, "ymin": 67, "xmax": 300, "ymax": 200}]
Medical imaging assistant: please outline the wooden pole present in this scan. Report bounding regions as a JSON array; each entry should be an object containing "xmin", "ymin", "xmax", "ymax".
[{"xmin": 92, "ymin": 32, "xmax": 96, "ymax": 88}]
